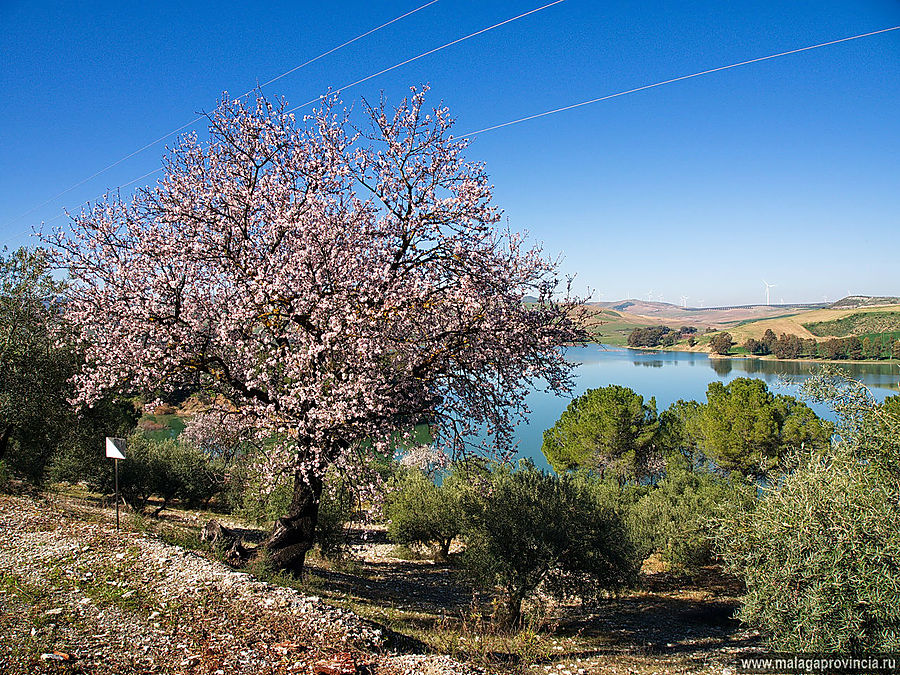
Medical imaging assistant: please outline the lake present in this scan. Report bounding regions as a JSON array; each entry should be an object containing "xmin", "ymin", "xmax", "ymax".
[{"xmin": 507, "ymin": 345, "xmax": 900, "ymax": 470}]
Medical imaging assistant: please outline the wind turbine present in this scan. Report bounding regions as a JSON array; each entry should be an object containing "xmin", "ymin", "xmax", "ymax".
[
  {"xmin": 646, "ymin": 289, "xmax": 654, "ymax": 302},
  {"xmin": 763, "ymin": 280, "xmax": 776, "ymax": 306},
  {"xmin": 680, "ymin": 295, "xmax": 688, "ymax": 308}
]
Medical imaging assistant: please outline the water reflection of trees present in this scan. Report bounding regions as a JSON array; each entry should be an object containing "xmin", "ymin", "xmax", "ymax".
[
  {"xmin": 710, "ymin": 358, "xmax": 732, "ymax": 377},
  {"xmin": 633, "ymin": 360, "xmax": 664, "ymax": 368},
  {"xmin": 707, "ymin": 357, "xmax": 900, "ymax": 393}
]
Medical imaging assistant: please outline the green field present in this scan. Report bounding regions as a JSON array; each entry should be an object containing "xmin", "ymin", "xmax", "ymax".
[
  {"xmin": 804, "ymin": 311, "xmax": 900, "ymax": 337},
  {"xmin": 583, "ymin": 309, "xmax": 656, "ymax": 346}
]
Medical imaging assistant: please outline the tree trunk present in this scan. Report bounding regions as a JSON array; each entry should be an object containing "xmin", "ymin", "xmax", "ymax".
[
  {"xmin": 436, "ymin": 538, "xmax": 452, "ymax": 562},
  {"xmin": 0, "ymin": 426, "xmax": 12, "ymax": 462},
  {"xmin": 501, "ymin": 588, "xmax": 525, "ymax": 631},
  {"xmin": 152, "ymin": 497, "xmax": 169, "ymax": 518},
  {"xmin": 264, "ymin": 471, "xmax": 323, "ymax": 577},
  {"xmin": 201, "ymin": 519, "xmax": 252, "ymax": 566}
]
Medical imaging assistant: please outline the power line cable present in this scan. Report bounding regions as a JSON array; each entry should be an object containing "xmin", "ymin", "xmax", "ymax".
[
  {"xmin": 30, "ymin": 23, "xmax": 900, "ymax": 229},
  {"xmin": 32, "ymin": 0, "xmax": 568, "ymax": 227},
  {"xmin": 255, "ymin": 0, "xmax": 441, "ymax": 91},
  {"xmin": 464, "ymin": 25, "xmax": 900, "ymax": 135},
  {"xmin": 286, "ymin": 0, "xmax": 567, "ymax": 114},
  {"xmin": 36, "ymin": 168, "xmax": 164, "ymax": 229},
  {"xmin": 3, "ymin": 0, "xmax": 441, "ymax": 231}
]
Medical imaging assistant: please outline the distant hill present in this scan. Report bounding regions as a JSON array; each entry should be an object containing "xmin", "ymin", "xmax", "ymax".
[
  {"xmin": 580, "ymin": 295, "xmax": 900, "ymax": 349},
  {"xmin": 829, "ymin": 295, "xmax": 900, "ymax": 310},
  {"xmin": 804, "ymin": 310, "xmax": 900, "ymax": 338},
  {"xmin": 724, "ymin": 304, "xmax": 900, "ymax": 344},
  {"xmin": 588, "ymin": 299, "xmax": 824, "ymax": 329}
]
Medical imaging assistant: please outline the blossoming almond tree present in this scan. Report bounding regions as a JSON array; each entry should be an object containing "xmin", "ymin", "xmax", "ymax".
[{"xmin": 48, "ymin": 88, "xmax": 585, "ymax": 575}]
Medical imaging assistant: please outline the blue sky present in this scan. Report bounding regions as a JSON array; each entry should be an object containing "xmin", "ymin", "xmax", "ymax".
[{"xmin": 2, "ymin": 0, "xmax": 898, "ymax": 306}]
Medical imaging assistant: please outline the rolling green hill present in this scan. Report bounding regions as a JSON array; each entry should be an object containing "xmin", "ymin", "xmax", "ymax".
[{"xmin": 803, "ymin": 311, "xmax": 900, "ymax": 338}]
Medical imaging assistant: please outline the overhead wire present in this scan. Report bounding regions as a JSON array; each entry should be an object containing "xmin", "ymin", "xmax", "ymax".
[
  {"xmin": 31, "ymin": 0, "xmax": 569, "ymax": 227},
  {"xmin": 464, "ymin": 25, "xmax": 900, "ymax": 135},
  {"xmin": 286, "ymin": 0, "xmax": 567, "ymax": 114},
  {"xmin": 255, "ymin": 0, "xmax": 441, "ymax": 91},
  {"xmin": 19, "ymin": 22, "xmax": 900, "ymax": 231},
  {"xmin": 3, "ymin": 0, "xmax": 442, "ymax": 230}
]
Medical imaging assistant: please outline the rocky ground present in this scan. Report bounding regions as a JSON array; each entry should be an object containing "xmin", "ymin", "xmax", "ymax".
[
  {"xmin": 0, "ymin": 493, "xmax": 477, "ymax": 674},
  {"xmin": 0, "ymin": 492, "xmax": 761, "ymax": 675}
]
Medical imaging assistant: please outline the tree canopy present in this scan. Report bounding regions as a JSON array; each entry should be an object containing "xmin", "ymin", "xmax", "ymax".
[
  {"xmin": 718, "ymin": 369, "xmax": 900, "ymax": 653},
  {"xmin": 385, "ymin": 465, "xmax": 471, "ymax": 561},
  {"xmin": 0, "ymin": 247, "xmax": 136, "ymax": 482},
  {"xmin": 708, "ymin": 332, "xmax": 734, "ymax": 355},
  {"xmin": 696, "ymin": 378, "xmax": 832, "ymax": 476},
  {"xmin": 47, "ymin": 89, "xmax": 584, "ymax": 573},
  {"xmin": 462, "ymin": 462, "xmax": 638, "ymax": 629},
  {"xmin": 541, "ymin": 385, "xmax": 659, "ymax": 478}
]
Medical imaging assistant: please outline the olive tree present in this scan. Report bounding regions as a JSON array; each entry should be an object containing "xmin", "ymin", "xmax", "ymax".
[
  {"xmin": 631, "ymin": 456, "xmax": 743, "ymax": 570},
  {"xmin": 385, "ymin": 466, "xmax": 469, "ymax": 561},
  {"xmin": 0, "ymin": 247, "xmax": 70, "ymax": 479},
  {"xmin": 462, "ymin": 462, "xmax": 639, "ymax": 629},
  {"xmin": 0, "ymin": 247, "xmax": 135, "ymax": 482},
  {"xmin": 717, "ymin": 370, "xmax": 900, "ymax": 652}
]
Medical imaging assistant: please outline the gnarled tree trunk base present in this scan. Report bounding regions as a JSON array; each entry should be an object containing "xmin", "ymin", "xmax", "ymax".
[
  {"xmin": 201, "ymin": 519, "xmax": 253, "ymax": 566},
  {"xmin": 262, "ymin": 472, "xmax": 323, "ymax": 577}
]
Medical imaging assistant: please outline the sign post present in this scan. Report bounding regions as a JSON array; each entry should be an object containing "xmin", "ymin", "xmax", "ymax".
[{"xmin": 105, "ymin": 437, "xmax": 126, "ymax": 531}]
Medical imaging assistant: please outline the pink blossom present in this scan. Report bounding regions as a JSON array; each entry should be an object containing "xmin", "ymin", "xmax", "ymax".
[{"xmin": 47, "ymin": 87, "xmax": 586, "ymax": 494}]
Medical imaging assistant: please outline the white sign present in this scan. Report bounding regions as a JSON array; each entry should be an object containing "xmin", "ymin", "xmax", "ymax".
[{"xmin": 105, "ymin": 437, "xmax": 126, "ymax": 460}]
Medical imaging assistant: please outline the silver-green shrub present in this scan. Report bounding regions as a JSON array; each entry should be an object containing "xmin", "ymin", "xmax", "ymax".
[{"xmin": 716, "ymin": 368, "xmax": 900, "ymax": 652}]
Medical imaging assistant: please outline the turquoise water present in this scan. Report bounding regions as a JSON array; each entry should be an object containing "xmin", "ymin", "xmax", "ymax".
[{"xmin": 507, "ymin": 345, "xmax": 900, "ymax": 470}]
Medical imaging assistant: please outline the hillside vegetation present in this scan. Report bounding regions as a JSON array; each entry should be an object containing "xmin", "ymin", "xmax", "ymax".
[
  {"xmin": 829, "ymin": 295, "xmax": 900, "ymax": 309},
  {"xmin": 581, "ymin": 307, "xmax": 667, "ymax": 345},
  {"xmin": 580, "ymin": 299, "xmax": 900, "ymax": 353},
  {"xmin": 803, "ymin": 311, "xmax": 900, "ymax": 337},
  {"xmin": 720, "ymin": 305, "xmax": 900, "ymax": 345}
]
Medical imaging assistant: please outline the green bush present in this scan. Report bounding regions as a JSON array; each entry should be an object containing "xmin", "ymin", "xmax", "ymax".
[
  {"xmin": 631, "ymin": 458, "xmax": 744, "ymax": 571},
  {"xmin": 718, "ymin": 448, "xmax": 900, "ymax": 652},
  {"xmin": 68, "ymin": 433, "xmax": 226, "ymax": 515},
  {"xmin": 462, "ymin": 462, "xmax": 639, "ymax": 629},
  {"xmin": 717, "ymin": 369, "xmax": 900, "ymax": 652},
  {"xmin": 571, "ymin": 472, "xmax": 651, "ymax": 559},
  {"xmin": 384, "ymin": 466, "xmax": 469, "ymax": 561},
  {"xmin": 45, "ymin": 397, "xmax": 141, "ymax": 488}
]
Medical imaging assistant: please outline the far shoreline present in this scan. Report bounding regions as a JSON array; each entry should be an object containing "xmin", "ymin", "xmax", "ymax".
[{"xmin": 612, "ymin": 343, "xmax": 900, "ymax": 367}]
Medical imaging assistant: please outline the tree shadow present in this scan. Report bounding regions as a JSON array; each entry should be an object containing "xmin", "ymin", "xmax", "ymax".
[{"xmin": 308, "ymin": 558, "xmax": 474, "ymax": 616}]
